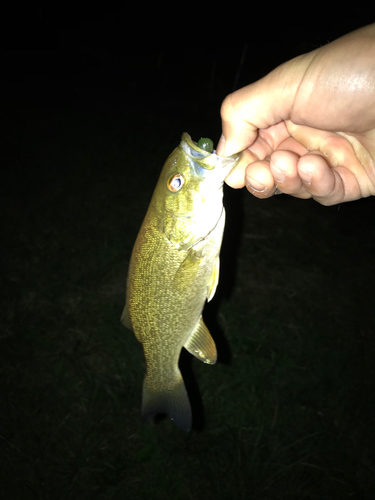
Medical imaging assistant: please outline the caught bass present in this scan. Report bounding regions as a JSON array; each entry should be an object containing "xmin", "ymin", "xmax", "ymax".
[{"xmin": 121, "ymin": 132, "xmax": 240, "ymax": 431}]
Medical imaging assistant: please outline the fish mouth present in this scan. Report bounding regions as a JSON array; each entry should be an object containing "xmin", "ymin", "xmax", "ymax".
[{"xmin": 180, "ymin": 133, "xmax": 241, "ymax": 175}]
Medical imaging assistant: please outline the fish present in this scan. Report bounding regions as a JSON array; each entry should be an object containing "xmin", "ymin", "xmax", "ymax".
[{"xmin": 121, "ymin": 132, "xmax": 241, "ymax": 431}]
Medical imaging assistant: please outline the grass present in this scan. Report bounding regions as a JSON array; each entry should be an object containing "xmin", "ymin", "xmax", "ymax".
[{"xmin": 1, "ymin": 66, "xmax": 375, "ymax": 500}]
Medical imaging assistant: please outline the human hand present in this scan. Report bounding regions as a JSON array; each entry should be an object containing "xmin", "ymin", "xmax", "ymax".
[{"xmin": 218, "ymin": 24, "xmax": 375, "ymax": 205}]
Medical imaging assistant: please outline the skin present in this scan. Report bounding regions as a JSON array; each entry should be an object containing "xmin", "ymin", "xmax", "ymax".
[{"xmin": 217, "ymin": 23, "xmax": 375, "ymax": 205}]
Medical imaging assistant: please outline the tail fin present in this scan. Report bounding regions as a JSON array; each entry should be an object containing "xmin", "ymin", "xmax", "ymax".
[{"xmin": 141, "ymin": 371, "xmax": 192, "ymax": 432}]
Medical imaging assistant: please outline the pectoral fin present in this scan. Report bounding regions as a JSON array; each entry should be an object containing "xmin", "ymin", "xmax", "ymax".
[
  {"xmin": 207, "ymin": 257, "xmax": 220, "ymax": 302},
  {"xmin": 184, "ymin": 317, "xmax": 217, "ymax": 364},
  {"xmin": 121, "ymin": 302, "xmax": 139, "ymax": 336},
  {"xmin": 121, "ymin": 303, "xmax": 132, "ymax": 328}
]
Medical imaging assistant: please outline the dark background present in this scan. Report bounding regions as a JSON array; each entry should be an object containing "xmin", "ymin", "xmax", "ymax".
[{"xmin": 1, "ymin": 7, "xmax": 375, "ymax": 500}]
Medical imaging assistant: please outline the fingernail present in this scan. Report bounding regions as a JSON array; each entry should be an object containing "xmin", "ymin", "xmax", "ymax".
[
  {"xmin": 299, "ymin": 167, "xmax": 312, "ymax": 185},
  {"xmin": 246, "ymin": 176, "xmax": 267, "ymax": 192},
  {"xmin": 271, "ymin": 165, "xmax": 286, "ymax": 183},
  {"xmin": 216, "ymin": 134, "xmax": 226, "ymax": 156}
]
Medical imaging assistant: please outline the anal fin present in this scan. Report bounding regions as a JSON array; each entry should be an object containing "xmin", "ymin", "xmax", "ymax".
[{"xmin": 184, "ymin": 316, "xmax": 217, "ymax": 364}]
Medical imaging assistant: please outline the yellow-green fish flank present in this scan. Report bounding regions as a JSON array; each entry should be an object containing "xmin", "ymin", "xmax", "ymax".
[{"xmin": 121, "ymin": 133, "xmax": 241, "ymax": 431}]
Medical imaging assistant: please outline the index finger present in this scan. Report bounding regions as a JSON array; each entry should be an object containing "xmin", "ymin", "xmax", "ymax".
[{"xmin": 218, "ymin": 53, "xmax": 314, "ymax": 157}]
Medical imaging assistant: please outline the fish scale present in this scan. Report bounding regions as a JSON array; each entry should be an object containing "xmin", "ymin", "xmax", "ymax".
[{"xmin": 122, "ymin": 133, "xmax": 241, "ymax": 431}]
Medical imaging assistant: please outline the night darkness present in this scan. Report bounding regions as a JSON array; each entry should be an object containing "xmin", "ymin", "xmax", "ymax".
[{"xmin": 1, "ymin": 7, "xmax": 375, "ymax": 500}]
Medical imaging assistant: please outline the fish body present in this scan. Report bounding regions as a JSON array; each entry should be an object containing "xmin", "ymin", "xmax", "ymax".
[{"xmin": 121, "ymin": 133, "xmax": 240, "ymax": 431}]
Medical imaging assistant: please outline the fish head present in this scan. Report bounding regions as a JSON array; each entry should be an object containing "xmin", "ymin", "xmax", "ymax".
[{"xmin": 152, "ymin": 133, "xmax": 241, "ymax": 250}]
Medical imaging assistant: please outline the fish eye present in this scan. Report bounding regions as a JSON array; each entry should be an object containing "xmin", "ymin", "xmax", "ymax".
[{"xmin": 167, "ymin": 173, "xmax": 184, "ymax": 192}]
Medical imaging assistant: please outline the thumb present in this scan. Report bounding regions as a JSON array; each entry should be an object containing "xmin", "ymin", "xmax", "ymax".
[
  {"xmin": 217, "ymin": 86, "xmax": 260, "ymax": 157},
  {"xmin": 217, "ymin": 53, "xmax": 314, "ymax": 157}
]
